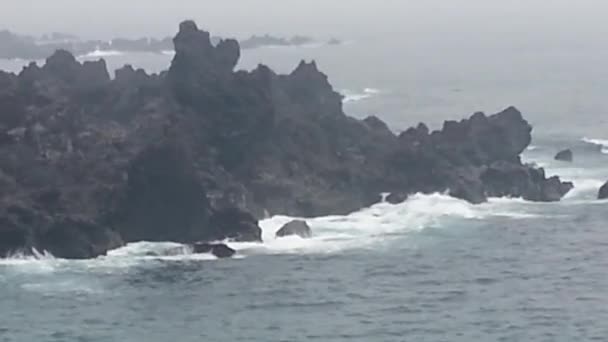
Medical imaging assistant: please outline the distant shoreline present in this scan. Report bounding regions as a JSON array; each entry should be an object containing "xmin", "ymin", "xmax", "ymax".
[{"xmin": 0, "ymin": 29, "xmax": 342, "ymax": 60}]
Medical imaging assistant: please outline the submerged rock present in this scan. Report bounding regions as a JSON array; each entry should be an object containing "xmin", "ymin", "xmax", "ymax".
[
  {"xmin": 192, "ymin": 242, "xmax": 236, "ymax": 258},
  {"xmin": 276, "ymin": 220, "xmax": 312, "ymax": 239},
  {"xmin": 554, "ymin": 149, "xmax": 573, "ymax": 162}
]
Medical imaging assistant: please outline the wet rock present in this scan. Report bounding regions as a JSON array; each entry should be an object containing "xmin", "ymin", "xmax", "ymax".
[
  {"xmin": 276, "ymin": 220, "xmax": 312, "ymax": 239},
  {"xmin": 191, "ymin": 242, "xmax": 236, "ymax": 258},
  {"xmin": 554, "ymin": 149, "xmax": 573, "ymax": 162},
  {"xmin": 481, "ymin": 162, "xmax": 573, "ymax": 201},
  {"xmin": 599, "ymin": 181, "xmax": 608, "ymax": 200},
  {"xmin": 208, "ymin": 207, "xmax": 263, "ymax": 242},
  {"xmin": 38, "ymin": 218, "xmax": 124, "ymax": 259}
]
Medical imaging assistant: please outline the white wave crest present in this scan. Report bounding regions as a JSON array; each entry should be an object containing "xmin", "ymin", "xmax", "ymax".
[
  {"xmin": 231, "ymin": 193, "xmax": 537, "ymax": 256},
  {"xmin": 582, "ymin": 137, "xmax": 608, "ymax": 154},
  {"xmin": 0, "ymin": 249, "xmax": 57, "ymax": 274},
  {"xmin": 342, "ymin": 88, "xmax": 381, "ymax": 103},
  {"xmin": 79, "ymin": 49, "xmax": 125, "ymax": 58}
]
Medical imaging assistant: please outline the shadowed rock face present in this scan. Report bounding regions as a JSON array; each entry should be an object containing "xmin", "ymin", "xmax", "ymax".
[
  {"xmin": 0, "ymin": 20, "xmax": 573, "ymax": 259},
  {"xmin": 599, "ymin": 182, "xmax": 608, "ymax": 200}
]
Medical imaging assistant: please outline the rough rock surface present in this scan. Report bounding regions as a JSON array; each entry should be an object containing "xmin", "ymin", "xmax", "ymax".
[
  {"xmin": 276, "ymin": 220, "xmax": 312, "ymax": 239},
  {"xmin": 0, "ymin": 21, "xmax": 573, "ymax": 258},
  {"xmin": 554, "ymin": 149, "xmax": 573, "ymax": 162}
]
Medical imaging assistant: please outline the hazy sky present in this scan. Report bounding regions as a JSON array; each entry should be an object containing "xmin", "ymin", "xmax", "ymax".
[{"xmin": 1, "ymin": 0, "xmax": 607, "ymax": 40}]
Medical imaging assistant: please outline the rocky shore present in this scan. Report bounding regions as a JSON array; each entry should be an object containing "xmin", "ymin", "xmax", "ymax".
[{"xmin": 0, "ymin": 21, "xmax": 572, "ymax": 259}]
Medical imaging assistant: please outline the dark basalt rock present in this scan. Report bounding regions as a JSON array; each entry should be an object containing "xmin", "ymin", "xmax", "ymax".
[
  {"xmin": 480, "ymin": 162, "xmax": 573, "ymax": 202},
  {"xmin": 207, "ymin": 207, "xmax": 263, "ymax": 242},
  {"xmin": 599, "ymin": 181, "xmax": 608, "ymax": 200},
  {"xmin": 554, "ymin": 149, "xmax": 573, "ymax": 162},
  {"xmin": 276, "ymin": 220, "xmax": 312, "ymax": 239},
  {"xmin": 0, "ymin": 20, "xmax": 573, "ymax": 259},
  {"xmin": 38, "ymin": 218, "xmax": 124, "ymax": 259},
  {"xmin": 0, "ymin": 224, "xmax": 29, "ymax": 257},
  {"xmin": 0, "ymin": 205, "xmax": 123, "ymax": 259},
  {"xmin": 110, "ymin": 144, "xmax": 213, "ymax": 243},
  {"xmin": 192, "ymin": 242, "xmax": 236, "ymax": 258}
]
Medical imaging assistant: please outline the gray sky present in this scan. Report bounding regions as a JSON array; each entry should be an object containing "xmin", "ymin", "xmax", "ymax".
[{"xmin": 1, "ymin": 0, "xmax": 607, "ymax": 40}]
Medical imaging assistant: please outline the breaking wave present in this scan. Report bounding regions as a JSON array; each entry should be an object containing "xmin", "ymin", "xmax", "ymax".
[
  {"xmin": 342, "ymin": 88, "xmax": 381, "ymax": 103},
  {"xmin": 79, "ymin": 49, "xmax": 125, "ymax": 58},
  {"xmin": 0, "ymin": 193, "xmax": 545, "ymax": 270},
  {"xmin": 231, "ymin": 193, "xmax": 541, "ymax": 255},
  {"xmin": 582, "ymin": 137, "xmax": 608, "ymax": 154}
]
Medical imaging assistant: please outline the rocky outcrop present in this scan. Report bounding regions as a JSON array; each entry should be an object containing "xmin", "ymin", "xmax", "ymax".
[
  {"xmin": 599, "ymin": 182, "xmax": 608, "ymax": 200},
  {"xmin": 0, "ymin": 20, "xmax": 572, "ymax": 259},
  {"xmin": 554, "ymin": 149, "xmax": 573, "ymax": 162},
  {"xmin": 276, "ymin": 220, "xmax": 312, "ymax": 239}
]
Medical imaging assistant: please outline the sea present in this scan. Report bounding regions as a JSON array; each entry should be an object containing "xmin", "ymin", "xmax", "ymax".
[{"xmin": 1, "ymin": 22, "xmax": 608, "ymax": 342}]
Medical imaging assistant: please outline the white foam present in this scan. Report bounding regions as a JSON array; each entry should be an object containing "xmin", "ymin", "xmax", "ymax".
[
  {"xmin": 342, "ymin": 88, "xmax": 381, "ymax": 103},
  {"xmin": 0, "ymin": 193, "xmax": 547, "ymax": 267},
  {"xmin": 98, "ymin": 241, "xmax": 217, "ymax": 264},
  {"xmin": 79, "ymin": 49, "xmax": 124, "ymax": 58},
  {"xmin": 526, "ymin": 145, "xmax": 539, "ymax": 151},
  {"xmin": 0, "ymin": 249, "xmax": 58, "ymax": 273},
  {"xmin": 21, "ymin": 280, "xmax": 103, "ymax": 294},
  {"xmin": 563, "ymin": 178, "xmax": 604, "ymax": 200},
  {"xmin": 232, "ymin": 193, "xmax": 538, "ymax": 256},
  {"xmin": 582, "ymin": 137, "xmax": 608, "ymax": 154},
  {"xmin": 161, "ymin": 50, "xmax": 176, "ymax": 56}
]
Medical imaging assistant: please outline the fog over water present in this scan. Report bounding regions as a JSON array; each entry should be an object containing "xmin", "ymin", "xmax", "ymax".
[{"xmin": 3, "ymin": 0, "xmax": 608, "ymax": 39}]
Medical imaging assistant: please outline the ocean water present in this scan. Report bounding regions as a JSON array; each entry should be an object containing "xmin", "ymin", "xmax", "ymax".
[{"xmin": 2, "ymin": 31, "xmax": 608, "ymax": 342}]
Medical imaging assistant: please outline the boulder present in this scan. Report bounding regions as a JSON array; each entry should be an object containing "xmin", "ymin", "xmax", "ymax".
[
  {"xmin": 554, "ymin": 149, "xmax": 573, "ymax": 162},
  {"xmin": 599, "ymin": 181, "xmax": 608, "ymax": 200},
  {"xmin": 192, "ymin": 242, "xmax": 236, "ymax": 258},
  {"xmin": 276, "ymin": 220, "xmax": 312, "ymax": 239}
]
